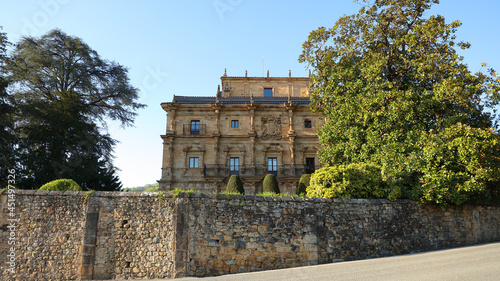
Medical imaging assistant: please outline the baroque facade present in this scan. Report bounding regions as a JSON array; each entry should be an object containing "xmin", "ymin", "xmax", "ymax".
[{"xmin": 158, "ymin": 70, "xmax": 323, "ymax": 194}]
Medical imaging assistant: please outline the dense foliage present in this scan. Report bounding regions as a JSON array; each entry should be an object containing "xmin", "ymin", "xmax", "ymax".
[
  {"xmin": 1, "ymin": 29, "xmax": 144, "ymax": 190},
  {"xmin": 413, "ymin": 124, "xmax": 500, "ymax": 205},
  {"xmin": 297, "ymin": 174, "xmax": 311, "ymax": 195},
  {"xmin": 299, "ymin": 0, "xmax": 500, "ymax": 205},
  {"xmin": 0, "ymin": 29, "xmax": 15, "ymax": 187},
  {"xmin": 262, "ymin": 174, "xmax": 280, "ymax": 194},
  {"xmin": 39, "ymin": 179, "xmax": 82, "ymax": 191},
  {"xmin": 307, "ymin": 163, "xmax": 388, "ymax": 199},
  {"xmin": 226, "ymin": 175, "xmax": 245, "ymax": 194}
]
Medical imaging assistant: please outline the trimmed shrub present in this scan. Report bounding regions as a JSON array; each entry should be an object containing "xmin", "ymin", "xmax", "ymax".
[
  {"xmin": 306, "ymin": 163, "xmax": 388, "ymax": 199},
  {"xmin": 262, "ymin": 174, "xmax": 280, "ymax": 194},
  {"xmin": 297, "ymin": 174, "xmax": 311, "ymax": 195},
  {"xmin": 39, "ymin": 179, "xmax": 82, "ymax": 191},
  {"xmin": 226, "ymin": 175, "xmax": 245, "ymax": 194}
]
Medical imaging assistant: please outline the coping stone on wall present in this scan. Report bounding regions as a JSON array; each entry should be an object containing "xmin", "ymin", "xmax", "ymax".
[
  {"xmin": 14, "ymin": 189, "xmax": 37, "ymax": 195},
  {"xmin": 62, "ymin": 191, "xmax": 81, "ymax": 196},
  {"xmin": 33, "ymin": 190, "xmax": 52, "ymax": 195},
  {"xmin": 9, "ymin": 189, "xmax": 425, "ymax": 206}
]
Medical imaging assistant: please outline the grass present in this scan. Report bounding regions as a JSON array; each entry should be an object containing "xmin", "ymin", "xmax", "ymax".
[
  {"xmin": 219, "ymin": 190, "xmax": 244, "ymax": 196},
  {"xmin": 255, "ymin": 192, "xmax": 302, "ymax": 198},
  {"xmin": 156, "ymin": 188, "xmax": 196, "ymax": 200},
  {"xmin": 213, "ymin": 190, "xmax": 305, "ymax": 198},
  {"xmin": 171, "ymin": 188, "xmax": 195, "ymax": 198}
]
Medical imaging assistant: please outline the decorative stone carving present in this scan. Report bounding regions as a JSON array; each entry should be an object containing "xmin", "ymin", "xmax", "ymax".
[
  {"xmin": 223, "ymin": 144, "xmax": 245, "ymax": 153},
  {"xmin": 261, "ymin": 116, "xmax": 282, "ymax": 140}
]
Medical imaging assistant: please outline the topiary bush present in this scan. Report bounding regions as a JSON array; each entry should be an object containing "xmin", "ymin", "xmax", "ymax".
[
  {"xmin": 262, "ymin": 174, "xmax": 280, "ymax": 194},
  {"xmin": 39, "ymin": 179, "xmax": 82, "ymax": 191},
  {"xmin": 306, "ymin": 163, "xmax": 388, "ymax": 199},
  {"xmin": 226, "ymin": 175, "xmax": 245, "ymax": 194},
  {"xmin": 297, "ymin": 174, "xmax": 311, "ymax": 195}
]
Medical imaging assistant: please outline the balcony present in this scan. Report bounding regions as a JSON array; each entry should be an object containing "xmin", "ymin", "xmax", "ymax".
[
  {"xmin": 183, "ymin": 124, "xmax": 206, "ymax": 135},
  {"xmin": 203, "ymin": 164, "xmax": 317, "ymax": 178}
]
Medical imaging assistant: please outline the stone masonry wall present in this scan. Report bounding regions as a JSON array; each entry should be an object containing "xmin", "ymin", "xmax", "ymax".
[
  {"xmin": 184, "ymin": 195, "xmax": 500, "ymax": 276},
  {"xmin": 89, "ymin": 193, "xmax": 178, "ymax": 279},
  {"xmin": 0, "ymin": 191, "xmax": 86, "ymax": 280},
  {"xmin": 0, "ymin": 190, "xmax": 180, "ymax": 281},
  {"xmin": 1, "ymin": 190, "xmax": 499, "ymax": 280}
]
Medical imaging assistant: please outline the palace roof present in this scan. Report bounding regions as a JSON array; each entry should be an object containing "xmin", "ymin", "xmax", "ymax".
[{"xmin": 170, "ymin": 96, "xmax": 311, "ymax": 104}]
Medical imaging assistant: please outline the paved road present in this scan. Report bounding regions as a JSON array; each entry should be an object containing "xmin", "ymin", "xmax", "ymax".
[{"xmin": 120, "ymin": 242, "xmax": 500, "ymax": 281}]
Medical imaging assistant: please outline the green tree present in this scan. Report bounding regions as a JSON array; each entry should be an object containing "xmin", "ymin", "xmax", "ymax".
[
  {"xmin": 6, "ymin": 29, "xmax": 145, "ymax": 190},
  {"xmin": 226, "ymin": 175, "xmax": 245, "ymax": 194},
  {"xmin": 262, "ymin": 174, "xmax": 280, "ymax": 194},
  {"xmin": 0, "ymin": 28, "xmax": 15, "ymax": 188},
  {"xmin": 299, "ymin": 0, "xmax": 500, "ymax": 205}
]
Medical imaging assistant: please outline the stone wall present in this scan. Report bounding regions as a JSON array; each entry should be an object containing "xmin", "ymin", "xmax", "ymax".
[
  {"xmin": 183, "ymin": 195, "xmax": 500, "ymax": 276},
  {"xmin": 88, "ymin": 193, "xmax": 178, "ymax": 279},
  {"xmin": 0, "ymin": 190, "xmax": 180, "ymax": 280},
  {"xmin": 1, "ymin": 190, "xmax": 499, "ymax": 280},
  {"xmin": 0, "ymin": 190, "xmax": 86, "ymax": 280}
]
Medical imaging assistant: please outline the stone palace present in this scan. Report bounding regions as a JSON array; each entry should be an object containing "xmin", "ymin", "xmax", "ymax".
[{"xmin": 158, "ymin": 70, "xmax": 323, "ymax": 194}]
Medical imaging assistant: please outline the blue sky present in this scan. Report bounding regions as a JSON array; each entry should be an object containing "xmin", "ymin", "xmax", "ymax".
[{"xmin": 2, "ymin": 0, "xmax": 499, "ymax": 188}]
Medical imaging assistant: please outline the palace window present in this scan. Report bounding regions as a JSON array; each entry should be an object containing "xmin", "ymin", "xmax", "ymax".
[
  {"xmin": 230, "ymin": 157, "xmax": 239, "ymax": 175},
  {"xmin": 268, "ymin": 157, "xmax": 278, "ymax": 176},
  {"xmin": 304, "ymin": 119, "xmax": 312, "ymax": 128},
  {"xmin": 231, "ymin": 120, "xmax": 239, "ymax": 128},
  {"xmin": 305, "ymin": 158, "xmax": 315, "ymax": 174},
  {"xmin": 189, "ymin": 157, "xmax": 199, "ymax": 168},
  {"xmin": 190, "ymin": 120, "xmax": 200, "ymax": 135},
  {"xmin": 264, "ymin": 88, "xmax": 273, "ymax": 97}
]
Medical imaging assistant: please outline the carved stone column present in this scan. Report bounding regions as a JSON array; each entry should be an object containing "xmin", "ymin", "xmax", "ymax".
[
  {"xmin": 246, "ymin": 104, "xmax": 257, "ymax": 134},
  {"xmin": 167, "ymin": 140, "xmax": 174, "ymax": 178},
  {"xmin": 215, "ymin": 109, "xmax": 220, "ymax": 134},
  {"xmin": 285, "ymin": 103, "xmax": 295, "ymax": 135},
  {"xmin": 200, "ymin": 146, "xmax": 206, "ymax": 168},
  {"xmin": 162, "ymin": 104, "xmax": 178, "ymax": 134},
  {"xmin": 289, "ymin": 136, "xmax": 295, "ymax": 166},
  {"xmin": 279, "ymin": 150, "xmax": 284, "ymax": 166},
  {"xmin": 223, "ymin": 145, "xmax": 230, "ymax": 169},
  {"xmin": 249, "ymin": 136, "xmax": 255, "ymax": 166},
  {"xmin": 239, "ymin": 146, "xmax": 246, "ymax": 173},
  {"xmin": 213, "ymin": 136, "xmax": 219, "ymax": 164},
  {"xmin": 182, "ymin": 146, "xmax": 191, "ymax": 174},
  {"xmin": 211, "ymin": 104, "xmax": 222, "ymax": 135},
  {"xmin": 170, "ymin": 109, "xmax": 176, "ymax": 133}
]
